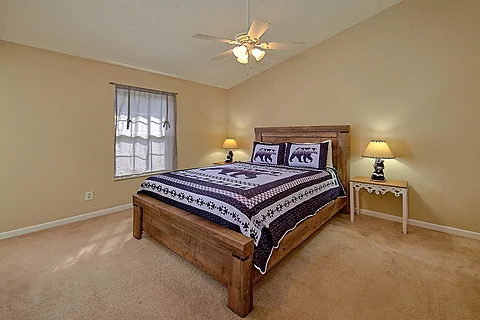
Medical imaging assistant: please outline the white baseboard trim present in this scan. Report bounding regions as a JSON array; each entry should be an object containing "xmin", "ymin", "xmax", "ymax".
[
  {"xmin": 356, "ymin": 209, "xmax": 480, "ymax": 241},
  {"xmin": 3, "ymin": 204, "xmax": 478, "ymax": 242},
  {"xmin": 0, "ymin": 204, "xmax": 133, "ymax": 241}
]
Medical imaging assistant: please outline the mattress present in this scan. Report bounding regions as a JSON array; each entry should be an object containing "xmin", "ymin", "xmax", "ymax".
[{"xmin": 138, "ymin": 161, "xmax": 346, "ymax": 273}]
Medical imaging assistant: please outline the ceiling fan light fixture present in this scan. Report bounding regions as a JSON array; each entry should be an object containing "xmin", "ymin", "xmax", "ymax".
[
  {"xmin": 192, "ymin": 0, "xmax": 305, "ymax": 66},
  {"xmin": 251, "ymin": 48, "xmax": 266, "ymax": 61},
  {"xmin": 236, "ymin": 54, "xmax": 249, "ymax": 64},
  {"xmin": 232, "ymin": 45, "xmax": 248, "ymax": 58}
]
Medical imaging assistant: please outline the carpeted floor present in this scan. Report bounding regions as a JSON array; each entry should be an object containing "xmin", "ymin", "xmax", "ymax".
[{"xmin": 1, "ymin": 210, "xmax": 479, "ymax": 320}]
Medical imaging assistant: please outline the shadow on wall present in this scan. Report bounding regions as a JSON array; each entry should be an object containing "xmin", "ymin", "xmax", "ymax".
[
  {"xmin": 234, "ymin": 149, "xmax": 251, "ymax": 161},
  {"xmin": 198, "ymin": 151, "xmax": 226, "ymax": 166},
  {"xmin": 388, "ymin": 139, "xmax": 414, "ymax": 160},
  {"xmin": 408, "ymin": 186, "xmax": 441, "ymax": 224}
]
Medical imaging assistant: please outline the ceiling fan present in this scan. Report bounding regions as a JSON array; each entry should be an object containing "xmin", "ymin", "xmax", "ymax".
[{"xmin": 192, "ymin": 0, "xmax": 304, "ymax": 65}]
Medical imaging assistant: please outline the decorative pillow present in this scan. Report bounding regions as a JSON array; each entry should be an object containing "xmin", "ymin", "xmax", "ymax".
[
  {"xmin": 251, "ymin": 142, "xmax": 286, "ymax": 165},
  {"xmin": 325, "ymin": 140, "xmax": 334, "ymax": 168},
  {"xmin": 284, "ymin": 141, "xmax": 329, "ymax": 169}
]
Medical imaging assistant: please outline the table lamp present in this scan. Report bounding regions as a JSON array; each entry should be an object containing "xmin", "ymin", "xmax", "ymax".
[
  {"xmin": 222, "ymin": 138, "xmax": 238, "ymax": 163},
  {"xmin": 361, "ymin": 140, "xmax": 395, "ymax": 182}
]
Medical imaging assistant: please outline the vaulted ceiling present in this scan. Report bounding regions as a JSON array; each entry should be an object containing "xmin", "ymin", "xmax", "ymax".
[{"xmin": 0, "ymin": 0, "xmax": 401, "ymax": 88}]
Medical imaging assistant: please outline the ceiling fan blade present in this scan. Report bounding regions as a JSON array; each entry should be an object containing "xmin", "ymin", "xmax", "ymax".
[
  {"xmin": 247, "ymin": 19, "xmax": 271, "ymax": 40},
  {"xmin": 259, "ymin": 41, "xmax": 305, "ymax": 50},
  {"xmin": 209, "ymin": 49, "xmax": 234, "ymax": 61},
  {"xmin": 192, "ymin": 34, "xmax": 236, "ymax": 44}
]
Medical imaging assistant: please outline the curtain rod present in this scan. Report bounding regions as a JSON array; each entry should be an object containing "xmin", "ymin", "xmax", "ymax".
[{"xmin": 110, "ymin": 82, "xmax": 178, "ymax": 96}]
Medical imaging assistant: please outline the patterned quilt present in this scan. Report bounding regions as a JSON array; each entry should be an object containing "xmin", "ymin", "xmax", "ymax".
[{"xmin": 138, "ymin": 161, "xmax": 346, "ymax": 273}]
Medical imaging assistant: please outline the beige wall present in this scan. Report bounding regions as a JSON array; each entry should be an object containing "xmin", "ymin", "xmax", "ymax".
[
  {"xmin": 0, "ymin": 41, "xmax": 227, "ymax": 233},
  {"xmin": 228, "ymin": 0, "xmax": 480, "ymax": 232}
]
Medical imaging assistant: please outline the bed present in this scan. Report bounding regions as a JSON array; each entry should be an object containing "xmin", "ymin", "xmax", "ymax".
[{"xmin": 132, "ymin": 125, "xmax": 350, "ymax": 317}]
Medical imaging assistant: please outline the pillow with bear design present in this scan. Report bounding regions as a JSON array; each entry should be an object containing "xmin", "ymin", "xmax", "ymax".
[
  {"xmin": 250, "ymin": 142, "xmax": 286, "ymax": 165},
  {"xmin": 284, "ymin": 142, "xmax": 329, "ymax": 169}
]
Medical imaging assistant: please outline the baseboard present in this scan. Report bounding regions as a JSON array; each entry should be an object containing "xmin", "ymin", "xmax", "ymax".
[
  {"xmin": 3, "ymin": 204, "xmax": 478, "ymax": 242},
  {"xmin": 0, "ymin": 204, "xmax": 133, "ymax": 241},
  {"xmin": 356, "ymin": 209, "xmax": 480, "ymax": 241}
]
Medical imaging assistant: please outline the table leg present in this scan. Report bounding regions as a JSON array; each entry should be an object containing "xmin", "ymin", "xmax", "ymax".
[
  {"xmin": 355, "ymin": 189, "xmax": 360, "ymax": 215},
  {"xmin": 402, "ymin": 189, "xmax": 409, "ymax": 234},
  {"xmin": 349, "ymin": 183, "xmax": 355, "ymax": 222}
]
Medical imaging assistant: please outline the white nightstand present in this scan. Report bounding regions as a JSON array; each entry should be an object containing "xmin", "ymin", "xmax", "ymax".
[{"xmin": 349, "ymin": 176, "xmax": 409, "ymax": 234}]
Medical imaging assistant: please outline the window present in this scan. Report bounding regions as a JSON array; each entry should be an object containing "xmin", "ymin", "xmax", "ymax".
[{"xmin": 113, "ymin": 84, "xmax": 177, "ymax": 179}]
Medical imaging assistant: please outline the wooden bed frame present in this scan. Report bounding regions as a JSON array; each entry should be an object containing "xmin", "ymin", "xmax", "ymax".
[{"xmin": 132, "ymin": 125, "xmax": 350, "ymax": 317}]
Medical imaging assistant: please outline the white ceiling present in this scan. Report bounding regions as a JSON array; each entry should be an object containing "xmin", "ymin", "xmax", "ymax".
[{"xmin": 0, "ymin": 0, "xmax": 401, "ymax": 89}]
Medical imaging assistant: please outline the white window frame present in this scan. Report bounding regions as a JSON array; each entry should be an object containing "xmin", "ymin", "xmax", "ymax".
[{"xmin": 113, "ymin": 83, "xmax": 177, "ymax": 180}]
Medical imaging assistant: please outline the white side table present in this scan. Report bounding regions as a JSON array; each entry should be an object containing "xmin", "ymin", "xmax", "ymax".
[{"xmin": 349, "ymin": 176, "xmax": 409, "ymax": 234}]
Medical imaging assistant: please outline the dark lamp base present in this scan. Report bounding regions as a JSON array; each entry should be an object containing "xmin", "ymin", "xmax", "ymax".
[
  {"xmin": 370, "ymin": 158, "xmax": 386, "ymax": 182},
  {"xmin": 225, "ymin": 150, "xmax": 234, "ymax": 163}
]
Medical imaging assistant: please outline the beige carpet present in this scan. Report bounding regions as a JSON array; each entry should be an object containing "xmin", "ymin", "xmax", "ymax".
[{"xmin": 1, "ymin": 210, "xmax": 479, "ymax": 320}]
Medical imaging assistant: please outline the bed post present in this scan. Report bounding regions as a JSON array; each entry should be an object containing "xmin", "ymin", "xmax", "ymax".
[
  {"xmin": 337, "ymin": 128, "xmax": 350, "ymax": 215},
  {"xmin": 228, "ymin": 253, "xmax": 253, "ymax": 317},
  {"xmin": 133, "ymin": 203, "xmax": 143, "ymax": 239}
]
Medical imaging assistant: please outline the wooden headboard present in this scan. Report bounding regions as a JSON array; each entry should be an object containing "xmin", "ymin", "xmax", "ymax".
[{"xmin": 254, "ymin": 125, "xmax": 350, "ymax": 204}]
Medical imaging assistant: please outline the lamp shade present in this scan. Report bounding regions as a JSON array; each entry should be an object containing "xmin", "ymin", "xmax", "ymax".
[
  {"xmin": 222, "ymin": 138, "xmax": 238, "ymax": 149},
  {"xmin": 361, "ymin": 140, "xmax": 395, "ymax": 159}
]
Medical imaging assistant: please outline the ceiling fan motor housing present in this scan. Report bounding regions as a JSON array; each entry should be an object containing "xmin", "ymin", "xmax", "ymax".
[{"xmin": 235, "ymin": 32, "xmax": 259, "ymax": 48}]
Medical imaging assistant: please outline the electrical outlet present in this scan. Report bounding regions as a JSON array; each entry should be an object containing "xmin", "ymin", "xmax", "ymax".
[{"xmin": 85, "ymin": 191, "xmax": 94, "ymax": 201}]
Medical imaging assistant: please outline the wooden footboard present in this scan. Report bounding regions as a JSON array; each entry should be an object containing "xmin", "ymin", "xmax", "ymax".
[
  {"xmin": 133, "ymin": 194, "xmax": 254, "ymax": 317},
  {"xmin": 133, "ymin": 194, "xmax": 346, "ymax": 317}
]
